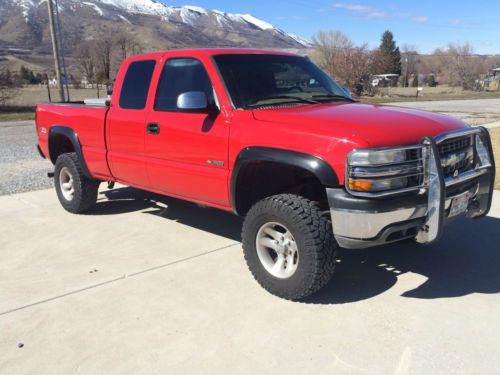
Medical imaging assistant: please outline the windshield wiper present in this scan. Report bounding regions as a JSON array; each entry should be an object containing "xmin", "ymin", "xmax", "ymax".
[
  {"xmin": 246, "ymin": 95, "xmax": 320, "ymax": 108},
  {"xmin": 312, "ymin": 94, "xmax": 354, "ymax": 102}
]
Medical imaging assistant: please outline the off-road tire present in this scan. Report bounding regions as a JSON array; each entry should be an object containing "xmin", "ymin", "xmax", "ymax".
[
  {"xmin": 54, "ymin": 152, "xmax": 99, "ymax": 214},
  {"xmin": 242, "ymin": 194, "xmax": 337, "ymax": 300}
]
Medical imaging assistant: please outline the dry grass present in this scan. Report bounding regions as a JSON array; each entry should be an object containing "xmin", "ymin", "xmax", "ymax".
[
  {"xmin": 0, "ymin": 86, "xmax": 107, "ymax": 122},
  {"xmin": 362, "ymin": 86, "xmax": 500, "ymax": 103},
  {"xmin": 0, "ymin": 112, "xmax": 34, "ymax": 121},
  {"xmin": 489, "ymin": 128, "xmax": 500, "ymax": 190},
  {"xmin": 5, "ymin": 86, "xmax": 104, "ymax": 107}
]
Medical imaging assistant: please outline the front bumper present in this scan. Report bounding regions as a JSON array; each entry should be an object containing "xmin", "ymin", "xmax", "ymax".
[{"xmin": 328, "ymin": 127, "xmax": 496, "ymax": 249}]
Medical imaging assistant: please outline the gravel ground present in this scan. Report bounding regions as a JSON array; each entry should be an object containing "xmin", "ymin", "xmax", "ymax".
[
  {"xmin": 391, "ymin": 98, "xmax": 500, "ymax": 125},
  {"xmin": 0, "ymin": 121, "xmax": 53, "ymax": 195}
]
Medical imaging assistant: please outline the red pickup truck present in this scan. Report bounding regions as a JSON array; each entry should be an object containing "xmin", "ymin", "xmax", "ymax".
[{"xmin": 36, "ymin": 49, "xmax": 496, "ymax": 300}]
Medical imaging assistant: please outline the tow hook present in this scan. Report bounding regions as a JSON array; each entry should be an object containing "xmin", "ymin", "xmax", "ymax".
[{"xmin": 107, "ymin": 181, "xmax": 115, "ymax": 189}]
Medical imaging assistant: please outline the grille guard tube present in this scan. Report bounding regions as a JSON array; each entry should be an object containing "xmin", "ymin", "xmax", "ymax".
[
  {"xmin": 328, "ymin": 127, "xmax": 496, "ymax": 249},
  {"xmin": 415, "ymin": 137, "xmax": 445, "ymax": 244}
]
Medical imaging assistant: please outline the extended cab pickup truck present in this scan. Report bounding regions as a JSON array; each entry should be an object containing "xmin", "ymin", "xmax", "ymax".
[{"xmin": 36, "ymin": 49, "xmax": 496, "ymax": 300}]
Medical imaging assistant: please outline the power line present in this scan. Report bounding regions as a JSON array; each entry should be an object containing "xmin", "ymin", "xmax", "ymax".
[
  {"xmin": 46, "ymin": 0, "xmax": 65, "ymax": 102},
  {"xmin": 54, "ymin": 0, "xmax": 70, "ymax": 101}
]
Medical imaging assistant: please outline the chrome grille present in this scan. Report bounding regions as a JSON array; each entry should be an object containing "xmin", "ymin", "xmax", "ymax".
[
  {"xmin": 437, "ymin": 136, "xmax": 471, "ymax": 156},
  {"xmin": 437, "ymin": 136, "xmax": 474, "ymax": 177}
]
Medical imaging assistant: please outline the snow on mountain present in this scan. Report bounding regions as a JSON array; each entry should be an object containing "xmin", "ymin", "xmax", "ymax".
[
  {"xmin": 98, "ymin": 0, "xmax": 170, "ymax": 17},
  {"xmin": 5, "ymin": 0, "xmax": 310, "ymax": 46},
  {"xmin": 12, "ymin": 0, "xmax": 36, "ymax": 21},
  {"xmin": 82, "ymin": 1, "xmax": 104, "ymax": 16},
  {"xmin": 238, "ymin": 14, "xmax": 274, "ymax": 30}
]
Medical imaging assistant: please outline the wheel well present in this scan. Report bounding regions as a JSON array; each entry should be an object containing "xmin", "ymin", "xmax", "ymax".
[
  {"xmin": 233, "ymin": 161, "xmax": 328, "ymax": 215},
  {"xmin": 49, "ymin": 134, "xmax": 75, "ymax": 164}
]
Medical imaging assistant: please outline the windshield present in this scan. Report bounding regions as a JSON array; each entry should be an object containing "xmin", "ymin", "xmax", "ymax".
[{"xmin": 213, "ymin": 54, "xmax": 352, "ymax": 109}]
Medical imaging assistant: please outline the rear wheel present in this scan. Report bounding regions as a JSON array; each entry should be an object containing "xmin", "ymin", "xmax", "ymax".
[
  {"xmin": 54, "ymin": 153, "xmax": 99, "ymax": 213},
  {"xmin": 242, "ymin": 194, "xmax": 337, "ymax": 300}
]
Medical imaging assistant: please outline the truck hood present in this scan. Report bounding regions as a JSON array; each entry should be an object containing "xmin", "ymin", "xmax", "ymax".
[{"xmin": 251, "ymin": 102, "xmax": 469, "ymax": 148}]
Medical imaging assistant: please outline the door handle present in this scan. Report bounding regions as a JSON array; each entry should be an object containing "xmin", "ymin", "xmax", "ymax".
[{"xmin": 146, "ymin": 122, "xmax": 160, "ymax": 135}]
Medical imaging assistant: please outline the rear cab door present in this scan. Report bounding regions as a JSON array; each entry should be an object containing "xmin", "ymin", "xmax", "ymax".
[{"xmin": 144, "ymin": 51, "xmax": 233, "ymax": 208}]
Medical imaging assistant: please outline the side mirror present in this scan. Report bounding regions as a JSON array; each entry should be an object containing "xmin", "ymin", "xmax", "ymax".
[{"xmin": 177, "ymin": 91, "xmax": 209, "ymax": 112}]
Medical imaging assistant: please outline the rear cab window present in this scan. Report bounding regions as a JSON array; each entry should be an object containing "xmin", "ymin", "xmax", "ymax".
[{"xmin": 119, "ymin": 60, "xmax": 156, "ymax": 110}]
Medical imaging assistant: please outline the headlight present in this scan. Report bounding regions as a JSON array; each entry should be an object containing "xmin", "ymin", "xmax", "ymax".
[
  {"xmin": 347, "ymin": 146, "xmax": 424, "ymax": 196},
  {"xmin": 348, "ymin": 149, "xmax": 407, "ymax": 166}
]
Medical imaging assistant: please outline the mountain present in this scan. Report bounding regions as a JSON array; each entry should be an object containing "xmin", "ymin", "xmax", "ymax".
[{"xmin": 0, "ymin": 0, "xmax": 310, "ymax": 56}]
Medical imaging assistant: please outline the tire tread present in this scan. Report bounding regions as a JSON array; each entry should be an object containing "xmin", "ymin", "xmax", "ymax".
[{"xmin": 242, "ymin": 194, "xmax": 337, "ymax": 300}]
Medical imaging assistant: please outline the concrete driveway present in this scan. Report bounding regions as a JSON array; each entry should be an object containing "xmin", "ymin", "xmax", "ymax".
[{"xmin": 1, "ymin": 186, "xmax": 499, "ymax": 374}]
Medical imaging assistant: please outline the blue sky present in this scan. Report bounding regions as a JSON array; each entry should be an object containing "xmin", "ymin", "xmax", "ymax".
[{"xmin": 162, "ymin": 0, "xmax": 500, "ymax": 54}]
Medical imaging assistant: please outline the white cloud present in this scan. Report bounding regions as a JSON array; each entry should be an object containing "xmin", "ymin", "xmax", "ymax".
[
  {"xmin": 332, "ymin": 3, "xmax": 370, "ymax": 11},
  {"xmin": 332, "ymin": 3, "xmax": 371, "ymax": 12},
  {"xmin": 330, "ymin": 3, "xmax": 429, "ymax": 23},
  {"xmin": 367, "ymin": 11, "xmax": 387, "ymax": 19},
  {"xmin": 412, "ymin": 16, "xmax": 429, "ymax": 23}
]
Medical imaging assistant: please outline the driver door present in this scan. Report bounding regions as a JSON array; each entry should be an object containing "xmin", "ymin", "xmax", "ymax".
[{"xmin": 145, "ymin": 57, "xmax": 230, "ymax": 207}]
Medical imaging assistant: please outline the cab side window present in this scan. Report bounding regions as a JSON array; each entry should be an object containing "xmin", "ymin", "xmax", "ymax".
[
  {"xmin": 119, "ymin": 60, "xmax": 156, "ymax": 110},
  {"xmin": 155, "ymin": 58, "xmax": 214, "ymax": 112}
]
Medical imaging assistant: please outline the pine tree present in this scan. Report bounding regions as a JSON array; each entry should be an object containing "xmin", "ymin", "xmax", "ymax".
[
  {"xmin": 20, "ymin": 66, "xmax": 30, "ymax": 82},
  {"xmin": 412, "ymin": 74, "xmax": 419, "ymax": 87},
  {"xmin": 428, "ymin": 75, "xmax": 437, "ymax": 87},
  {"xmin": 379, "ymin": 31, "xmax": 402, "ymax": 75}
]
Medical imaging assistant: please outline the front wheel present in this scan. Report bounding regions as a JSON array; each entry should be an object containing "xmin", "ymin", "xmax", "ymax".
[
  {"xmin": 242, "ymin": 194, "xmax": 337, "ymax": 300},
  {"xmin": 54, "ymin": 153, "xmax": 99, "ymax": 214}
]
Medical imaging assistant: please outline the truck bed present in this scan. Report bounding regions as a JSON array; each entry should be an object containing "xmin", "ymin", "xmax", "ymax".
[{"xmin": 36, "ymin": 102, "xmax": 113, "ymax": 180}]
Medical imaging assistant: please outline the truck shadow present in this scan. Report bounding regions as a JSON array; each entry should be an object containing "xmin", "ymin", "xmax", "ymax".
[
  {"xmin": 93, "ymin": 187, "xmax": 500, "ymax": 304},
  {"xmin": 305, "ymin": 216, "xmax": 500, "ymax": 304},
  {"xmin": 94, "ymin": 187, "xmax": 243, "ymax": 241}
]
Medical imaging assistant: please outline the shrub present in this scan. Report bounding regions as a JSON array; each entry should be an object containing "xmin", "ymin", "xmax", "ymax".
[{"xmin": 428, "ymin": 75, "xmax": 438, "ymax": 87}]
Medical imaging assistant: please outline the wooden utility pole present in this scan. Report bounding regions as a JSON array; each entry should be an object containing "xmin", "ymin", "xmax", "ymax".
[{"xmin": 47, "ymin": 0, "xmax": 65, "ymax": 102}]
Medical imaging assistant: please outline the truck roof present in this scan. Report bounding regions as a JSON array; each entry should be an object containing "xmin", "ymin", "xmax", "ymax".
[{"xmin": 127, "ymin": 48, "xmax": 302, "ymax": 61}]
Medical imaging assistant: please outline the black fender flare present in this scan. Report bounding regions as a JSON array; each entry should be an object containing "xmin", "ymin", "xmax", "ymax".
[
  {"xmin": 48, "ymin": 126, "xmax": 92, "ymax": 178},
  {"xmin": 230, "ymin": 147, "xmax": 339, "ymax": 214}
]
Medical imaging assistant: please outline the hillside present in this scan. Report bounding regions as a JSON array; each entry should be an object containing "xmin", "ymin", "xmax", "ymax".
[{"xmin": 0, "ymin": 0, "xmax": 309, "ymax": 73}]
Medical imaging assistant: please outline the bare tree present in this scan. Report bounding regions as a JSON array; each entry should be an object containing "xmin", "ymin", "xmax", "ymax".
[
  {"xmin": 311, "ymin": 31, "xmax": 373, "ymax": 95},
  {"xmin": 311, "ymin": 31, "xmax": 352, "ymax": 78},
  {"xmin": 435, "ymin": 43, "xmax": 479, "ymax": 90},
  {"xmin": 113, "ymin": 29, "xmax": 141, "ymax": 62},
  {"xmin": 401, "ymin": 45, "xmax": 419, "ymax": 87},
  {"xmin": 74, "ymin": 41, "xmax": 96, "ymax": 85},
  {"xmin": 94, "ymin": 37, "xmax": 113, "ymax": 84}
]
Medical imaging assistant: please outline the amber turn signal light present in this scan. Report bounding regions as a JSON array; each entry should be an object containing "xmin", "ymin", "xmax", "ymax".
[{"xmin": 348, "ymin": 179, "xmax": 373, "ymax": 192}]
